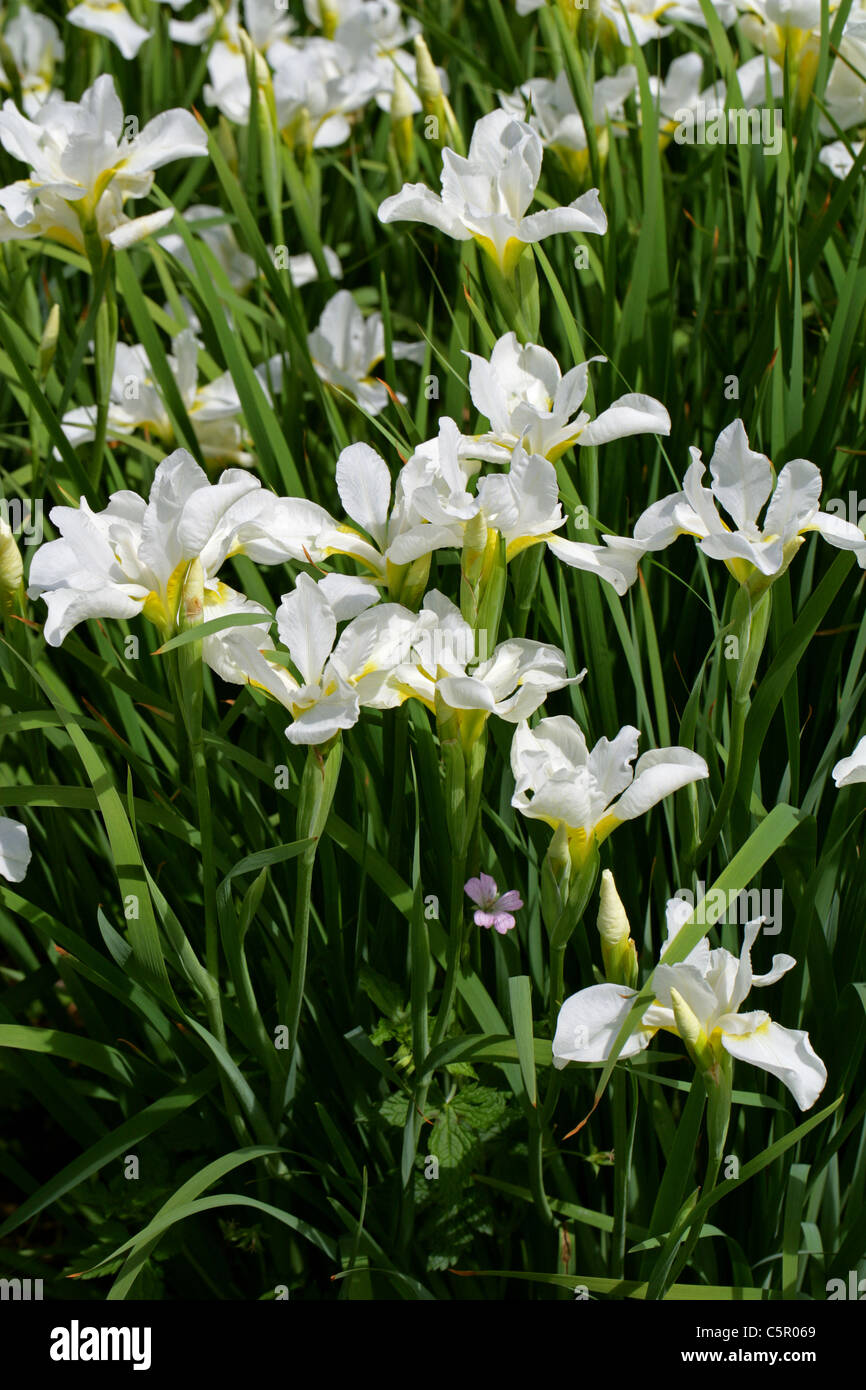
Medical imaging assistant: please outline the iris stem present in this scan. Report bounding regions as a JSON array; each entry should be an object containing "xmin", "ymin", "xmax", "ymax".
[
  {"xmin": 200, "ymin": 781, "xmax": 224, "ymax": 1008},
  {"xmin": 528, "ymin": 1116, "xmax": 554, "ymax": 1227},
  {"xmin": 286, "ymin": 741, "xmax": 342, "ymax": 1061},
  {"xmin": 611, "ymin": 1073, "xmax": 630, "ymax": 1278},
  {"xmin": 430, "ymin": 846, "xmax": 468, "ymax": 1051},
  {"xmin": 81, "ymin": 235, "xmax": 118, "ymax": 494},
  {"xmin": 549, "ymin": 943, "xmax": 566, "ymax": 1038},
  {"xmin": 286, "ymin": 846, "xmax": 315, "ymax": 1059},
  {"xmin": 693, "ymin": 586, "xmax": 772, "ymax": 866}
]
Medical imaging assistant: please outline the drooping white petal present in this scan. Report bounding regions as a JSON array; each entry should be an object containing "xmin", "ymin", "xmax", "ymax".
[
  {"xmin": 750, "ymin": 953, "xmax": 797, "ymax": 988},
  {"xmin": 200, "ymin": 588, "xmax": 274, "ymax": 685},
  {"xmin": 517, "ymin": 189, "xmax": 607, "ymax": 240},
  {"xmin": 819, "ymin": 138, "xmax": 860, "ymax": 178},
  {"xmin": 699, "ymin": 527, "xmax": 785, "ymax": 577},
  {"xmin": 719, "ymin": 1015, "xmax": 828, "ymax": 1110},
  {"xmin": 552, "ymin": 982, "xmax": 653, "ymax": 1069},
  {"xmin": 608, "ymin": 747, "xmax": 709, "ymax": 825},
  {"xmin": 122, "ymin": 108, "xmax": 209, "ymax": 176},
  {"xmin": 832, "ymin": 735, "xmax": 866, "ymax": 787},
  {"xmin": 378, "ymin": 183, "xmax": 471, "ymax": 238},
  {"xmin": 169, "ymin": 12, "xmax": 217, "ymax": 43},
  {"xmin": 107, "ymin": 207, "xmax": 176, "ymax": 249},
  {"xmin": 436, "ymin": 674, "xmax": 497, "ymax": 713},
  {"xmin": 806, "ymin": 510, "xmax": 866, "ymax": 563},
  {"xmin": 578, "ymin": 393, "xmax": 671, "ymax": 447},
  {"xmin": 285, "ymin": 687, "xmax": 361, "ymax": 745},
  {"xmin": 384, "ymin": 523, "xmax": 463, "ymax": 566},
  {"xmin": 39, "ymin": 581, "xmax": 148, "ymax": 647},
  {"xmin": 66, "ymin": 3, "xmax": 151, "ymax": 60},
  {"xmin": 633, "ymin": 490, "xmax": 706, "ymax": 550},
  {"xmin": 0, "ymin": 817, "xmax": 32, "ymax": 882},
  {"xmin": 545, "ymin": 534, "xmax": 644, "ymax": 594}
]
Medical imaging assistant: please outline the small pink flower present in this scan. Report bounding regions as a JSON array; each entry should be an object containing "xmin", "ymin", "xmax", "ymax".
[{"xmin": 464, "ymin": 872, "xmax": 524, "ymax": 934}]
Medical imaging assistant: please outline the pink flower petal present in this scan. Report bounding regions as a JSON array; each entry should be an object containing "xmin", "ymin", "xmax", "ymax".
[
  {"xmin": 495, "ymin": 890, "xmax": 524, "ymax": 912},
  {"xmin": 478, "ymin": 871, "xmax": 499, "ymax": 901},
  {"xmin": 464, "ymin": 876, "xmax": 486, "ymax": 906}
]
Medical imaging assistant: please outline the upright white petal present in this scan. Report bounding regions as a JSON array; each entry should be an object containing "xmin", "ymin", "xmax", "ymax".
[
  {"xmin": 276, "ymin": 574, "xmax": 337, "ymax": 685},
  {"xmin": 316, "ymin": 573, "xmax": 381, "ymax": 621},
  {"xmin": 335, "ymin": 443, "xmax": 392, "ymax": 548},
  {"xmin": 707, "ymin": 420, "xmax": 774, "ymax": 531},
  {"xmin": 762, "ymin": 459, "xmax": 821, "ymax": 541}
]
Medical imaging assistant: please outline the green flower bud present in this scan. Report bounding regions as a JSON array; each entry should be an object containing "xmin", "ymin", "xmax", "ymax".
[
  {"xmin": 38, "ymin": 304, "xmax": 61, "ymax": 381},
  {"xmin": 180, "ymin": 558, "xmax": 205, "ymax": 631},
  {"xmin": 386, "ymin": 553, "xmax": 430, "ymax": 610},
  {"xmin": 0, "ymin": 518, "xmax": 23, "ymax": 605},
  {"xmin": 390, "ymin": 67, "xmax": 416, "ymax": 178},
  {"xmin": 541, "ymin": 821, "xmax": 572, "ymax": 933},
  {"xmin": 318, "ymin": 0, "xmax": 340, "ymax": 40},
  {"xmin": 0, "ymin": 35, "xmax": 22, "ymax": 109},
  {"xmin": 216, "ymin": 116, "xmax": 240, "ymax": 178},
  {"xmin": 670, "ymin": 986, "xmax": 716, "ymax": 1075},
  {"xmin": 414, "ymin": 35, "xmax": 464, "ymax": 154},
  {"xmin": 597, "ymin": 869, "xmax": 638, "ymax": 988}
]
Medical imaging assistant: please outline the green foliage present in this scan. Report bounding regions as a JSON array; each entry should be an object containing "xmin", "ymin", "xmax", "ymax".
[{"xmin": 0, "ymin": 0, "xmax": 865, "ymax": 1302}]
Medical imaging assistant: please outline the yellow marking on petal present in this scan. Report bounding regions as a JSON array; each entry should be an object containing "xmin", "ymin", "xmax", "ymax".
[
  {"xmin": 505, "ymin": 534, "xmax": 547, "ymax": 562},
  {"xmin": 41, "ymin": 225, "xmax": 86, "ymax": 253},
  {"xmin": 474, "ymin": 233, "xmax": 526, "ymax": 277},
  {"xmin": 92, "ymin": 168, "xmax": 118, "ymax": 205},
  {"xmin": 203, "ymin": 581, "xmax": 232, "ymax": 607},
  {"xmin": 394, "ymin": 681, "xmax": 434, "ymax": 710},
  {"xmin": 593, "ymin": 813, "xmax": 619, "ymax": 846},
  {"xmin": 566, "ymin": 824, "xmax": 595, "ymax": 868},
  {"xmin": 724, "ymin": 556, "xmax": 754, "ymax": 587},
  {"xmin": 354, "ymin": 661, "xmax": 382, "ymax": 681},
  {"xmin": 547, "ymin": 438, "xmax": 578, "ymax": 463},
  {"xmin": 321, "ymin": 546, "xmax": 384, "ymax": 576},
  {"xmin": 141, "ymin": 559, "xmax": 197, "ymax": 634},
  {"xmin": 552, "ymin": 145, "xmax": 593, "ymax": 185},
  {"xmin": 141, "ymin": 591, "xmax": 168, "ymax": 629},
  {"xmin": 456, "ymin": 705, "xmax": 489, "ymax": 752}
]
